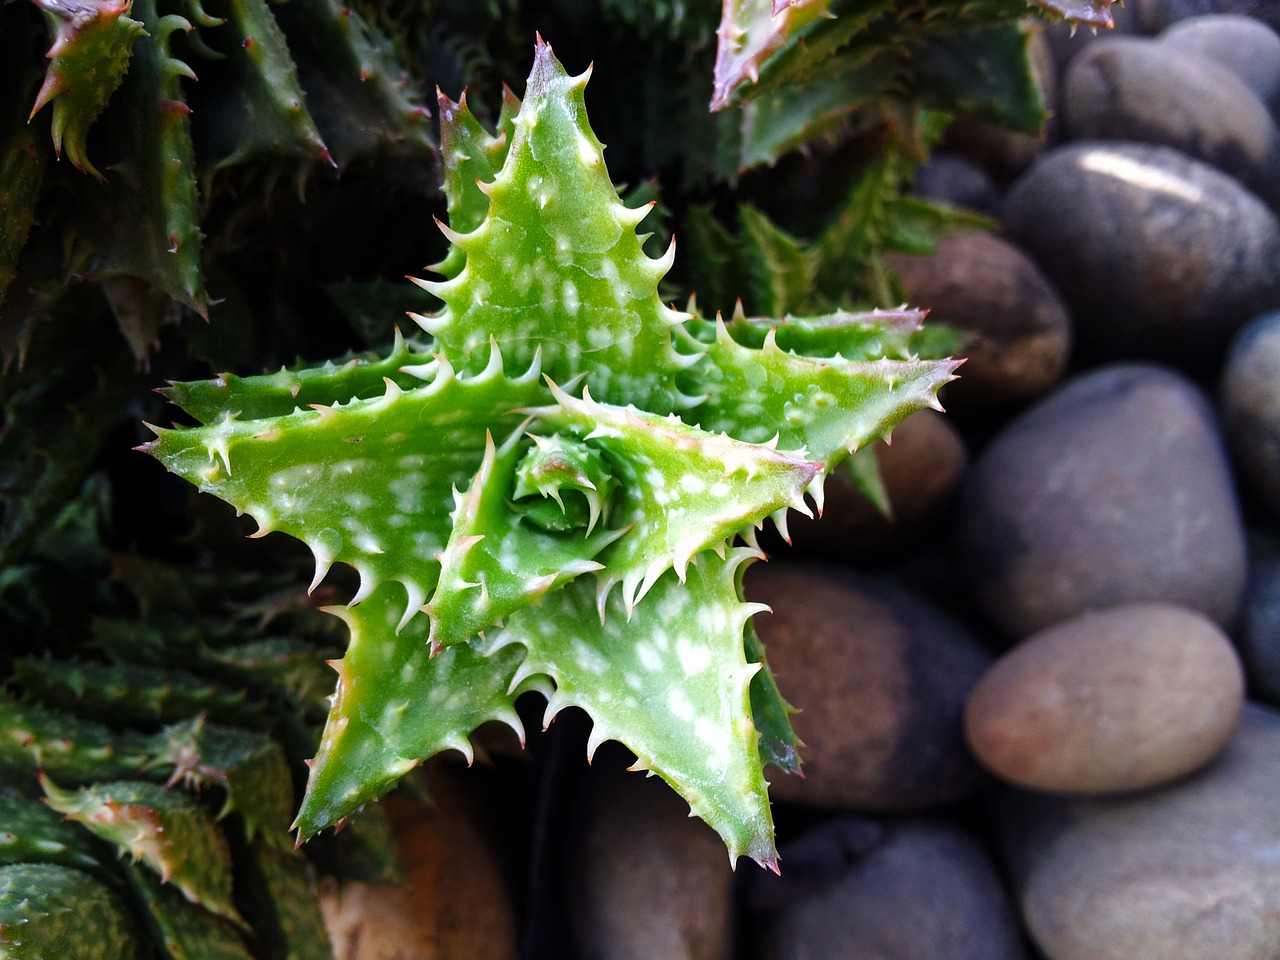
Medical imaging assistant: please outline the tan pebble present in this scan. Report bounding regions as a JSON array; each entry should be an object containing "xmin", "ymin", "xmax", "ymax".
[
  {"xmin": 320, "ymin": 786, "xmax": 516, "ymax": 960},
  {"xmin": 965, "ymin": 602, "xmax": 1244, "ymax": 794}
]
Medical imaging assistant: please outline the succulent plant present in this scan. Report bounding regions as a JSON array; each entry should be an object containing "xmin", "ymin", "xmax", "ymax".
[{"xmin": 144, "ymin": 39, "xmax": 958, "ymax": 868}]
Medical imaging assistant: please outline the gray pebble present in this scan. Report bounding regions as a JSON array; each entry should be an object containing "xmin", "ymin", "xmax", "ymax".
[
  {"xmin": 746, "ymin": 564, "xmax": 991, "ymax": 810},
  {"xmin": 752, "ymin": 819, "xmax": 1027, "ymax": 960},
  {"xmin": 1064, "ymin": 37, "xmax": 1280, "ymax": 208},
  {"xmin": 886, "ymin": 229, "xmax": 1071, "ymax": 406},
  {"xmin": 1002, "ymin": 703, "xmax": 1280, "ymax": 960},
  {"xmin": 1161, "ymin": 14, "xmax": 1280, "ymax": 110},
  {"xmin": 1005, "ymin": 142, "xmax": 1280, "ymax": 368},
  {"xmin": 1222, "ymin": 311, "xmax": 1280, "ymax": 512},
  {"xmin": 954, "ymin": 363, "xmax": 1247, "ymax": 638},
  {"xmin": 320, "ymin": 780, "xmax": 518, "ymax": 960}
]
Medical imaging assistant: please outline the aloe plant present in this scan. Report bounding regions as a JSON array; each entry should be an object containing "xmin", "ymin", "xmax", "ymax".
[
  {"xmin": 0, "ymin": 0, "xmax": 1119, "ymax": 954},
  {"xmin": 144, "ymin": 39, "xmax": 958, "ymax": 868}
]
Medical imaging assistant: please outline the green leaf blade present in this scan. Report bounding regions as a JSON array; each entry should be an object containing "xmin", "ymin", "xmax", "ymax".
[
  {"xmin": 427, "ymin": 40, "xmax": 701, "ymax": 410},
  {"xmin": 294, "ymin": 583, "xmax": 529, "ymax": 839},
  {"xmin": 506, "ymin": 551, "xmax": 778, "ymax": 868}
]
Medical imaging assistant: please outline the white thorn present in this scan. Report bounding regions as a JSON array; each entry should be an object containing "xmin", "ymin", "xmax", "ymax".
[
  {"xmin": 408, "ymin": 311, "xmax": 447, "ymax": 335},
  {"xmin": 350, "ymin": 566, "xmax": 377, "ymax": 605},
  {"xmin": 397, "ymin": 580, "xmax": 428, "ymax": 633}
]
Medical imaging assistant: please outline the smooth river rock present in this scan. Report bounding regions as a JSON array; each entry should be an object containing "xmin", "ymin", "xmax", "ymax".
[
  {"xmin": 1004, "ymin": 142, "xmax": 1280, "ymax": 369},
  {"xmin": 564, "ymin": 765, "xmax": 733, "ymax": 960},
  {"xmin": 745, "ymin": 564, "xmax": 991, "ymax": 810},
  {"xmin": 1003, "ymin": 703, "xmax": 1280, "ymax": 960},
  {"xmin": 965, "ymin": 603, "xmax": 1245, "ymax": 794},
  {"xmin": 751, "ymin": 819, "xmax": 1027, "ymax": 960},
  {"xmin": 1161, "ymin": 14, "xmax": 1280, "ymax": 110},
  {"xmin": 321, "ymin": 782, "xmax": 517, "ymax": 960},
  {"xmin": 1222, "ymin": 311, "xmax": 1280, "ymax": 513},
  {"xmin": 1064, "ymin": 37, "xmax": 1280, "ymax": 208},
  {"xmin": 788, "ymin": 409, "xmax": 968, "ymax": 560},
  {"xmin": 885, "ymin": 230, "xmax": 1071, "ymax": 405},
  {"xmin": 954, "ymin": 364, "xmax": 1248, "ymax": 637}
]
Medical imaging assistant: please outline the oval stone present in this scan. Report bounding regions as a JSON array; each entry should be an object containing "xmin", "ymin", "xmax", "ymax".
[
  {"xmin": 1222, "ymin": 311, "xmax": 1280, "ymax": 513},
  {"xmin": 886, "ymin": 230, "xmax": 1071, "ymax": 406},
  {"xmin": 954, "ymin": 364, "xmax": 1247, "ymax": 637},
  {"xmin": 1064, "ymin": 37, "xmax": 1280, "ymax": 208},
  {"xmin": 751, "ymin": 819, "xmax": 1028, "ymax": 960},
  {"xmin": 1003, "ymin": 703, "xmax": 1280, "ymax": 960},
  {"xmin": 1004, "ymin": 142, "xmax": 1280, "ymax": 369},
  {"xmin": 911, "ymin": 153, "xmax": 1005, "ymax": 218},
  {"xmin": 965, "ymin": 603, "xmax": 1244, "ymax": 794},
  {"xmin": 1161, "ymin": 14, "xmax": 1280, "ymax": 110},
  {"xmin": 746, "ymin": 564, "xmax": 991, "ymax": 810}
]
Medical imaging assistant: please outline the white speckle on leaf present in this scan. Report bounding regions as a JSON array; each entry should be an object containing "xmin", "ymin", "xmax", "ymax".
[
  {"xmin": 668, "ymin": 688, "xmax": 694, "ymax": 720},
  {"xmin": 679, "ymin": 474, "xmax": 706, "ymax": 493},
  {"xmin": 636, "ymin": 642, "xmax": 661, "ymax": 671},
  {"xmin": 695, "ymin": 717, "xmax": 732, "ymax": 770},
  {"xmin": 676, "ymin": 636, "xmax": 712, "ymax": 676}
]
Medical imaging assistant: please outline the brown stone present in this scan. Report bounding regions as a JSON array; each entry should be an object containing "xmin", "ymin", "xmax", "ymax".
[
  {"xmin": 885, "ymin": 230, "xmax": 1071, "ymax": 406},
  {"xmin": 965, "ymin": 603, "xmax": 1245, "ymax": 794},
  {"xmin": 746, "ymin": 564, "xmax": 991, "ymax": 810},
  {"xmin": 321, "ymin": 770, "xmax": 516, "ymax": 960}
]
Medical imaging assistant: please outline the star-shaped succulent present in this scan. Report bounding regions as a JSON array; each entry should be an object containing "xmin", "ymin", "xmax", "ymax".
[{"xmin": 145, "ymin": 39, "xmax": 956, "ymax": 868}]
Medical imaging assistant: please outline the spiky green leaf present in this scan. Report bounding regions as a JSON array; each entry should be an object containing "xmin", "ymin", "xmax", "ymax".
[
  {"xmin": 29, "ymin": 0, "xmax": 148, "ymax": 178},
  {"xmin": 0, "ymin": 863, "xmax": 137, "ymax": 960},
  {"xmin": 42, "ymin": 777, "xmax": 242, "ymax": 924},
  {"xmin": 504, "ymin": 551, "xmax": 777, "ymax": 867},
  {"xmin": 294, "ymin": 582, "xmax": 530, "ymax": 839}
]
